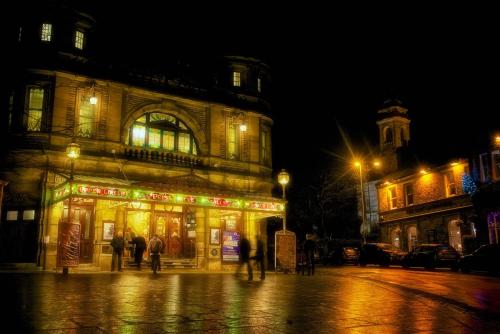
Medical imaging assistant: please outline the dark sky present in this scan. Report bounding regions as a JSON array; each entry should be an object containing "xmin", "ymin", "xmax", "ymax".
[{"xmin": 77, "ymin": 3, "xmax": 500, "ymax": 183}]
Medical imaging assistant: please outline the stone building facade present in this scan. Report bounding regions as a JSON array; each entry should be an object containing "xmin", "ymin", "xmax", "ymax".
[{"xmin": 0, "ymin": 3, "xmax": 283, "ymax": 271}]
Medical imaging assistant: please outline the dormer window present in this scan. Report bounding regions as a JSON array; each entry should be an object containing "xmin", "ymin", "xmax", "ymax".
[
  {"xmin": 41, "ymin": 23, "xmax": 52, "ymax": 42},
  {"xmin": 232, "ymin": 71, "xmax": 241, "ymax": 87},
  {"xmin": 75, "ymin": 30, "xmax": 84, "ymax": 50}
]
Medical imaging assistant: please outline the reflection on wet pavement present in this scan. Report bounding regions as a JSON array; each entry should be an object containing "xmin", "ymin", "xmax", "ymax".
[{"xmin": 2, "ymin": 267, "xmax": 500, "ymax": 333}]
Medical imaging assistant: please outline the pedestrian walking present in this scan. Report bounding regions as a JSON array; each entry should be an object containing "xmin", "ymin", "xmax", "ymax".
[
  {"xmin": 235, "ymin": 234, "xmax": 253, "ymax": 281},
  {"xmin": 304, "ymin": 234, "xmax": 317, "ymax": 276},
  {"xmin": 148, "ymin": 234, "xmax": 163, "ymax": 274},
  {"xmin": 124, "ymin": 227, "xmax": 135, "ymax": 258},
  {"xmin": 132, "ymin": 235, "xmax": 147, "ymax": 270},
  {"xmin": 253, "ymin": 236, "xmax": 265, "ymax": 280},
  {"xmin": 110, "ymin": 231, "xmax": 124, "ymax": 272}
]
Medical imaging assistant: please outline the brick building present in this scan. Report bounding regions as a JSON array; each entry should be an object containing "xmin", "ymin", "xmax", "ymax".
[{"xmin": 374, "ymin": 102, "xmax": 476, "ymax": 252}]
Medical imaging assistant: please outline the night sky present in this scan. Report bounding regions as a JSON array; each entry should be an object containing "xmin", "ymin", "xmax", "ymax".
[{"xmin": 17, "ymin": 2, "xmax": 500, "ymax": 186}]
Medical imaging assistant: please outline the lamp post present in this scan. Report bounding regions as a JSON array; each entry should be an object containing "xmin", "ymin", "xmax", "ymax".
[
  {"xmin": 62, "ymin": 142, "xmax": 80, "ymax": 275},
  {"xmin": 354, "ymin": 160, "xmax": 380, "ymax": 244},
  {"xmin": 278, "ymin": 169, "xmax": 290, "ymax": 230}
]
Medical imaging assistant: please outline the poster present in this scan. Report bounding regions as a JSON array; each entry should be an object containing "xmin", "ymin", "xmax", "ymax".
[
  {"xmin": 210, "ymin": 228, "xmax": 220, "ymax": 244},
  {"xmin": 103, "ymin": 221, "xmax": 115, "ymax": 241},
  {"xmin": 56, "ymin": 222, "xmax": 81, "ymax": 267},
  {"xmin": 275, "ymin": 230, "xmax": 296, "ymax": 272},
  {"xmin": 222, "ymin": 230, "xmax": 240, "ymax": 262}
]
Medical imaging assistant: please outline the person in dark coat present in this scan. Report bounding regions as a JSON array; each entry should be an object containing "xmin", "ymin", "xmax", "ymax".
[
  {"xmin": 110, "ymin": 231, "xmax": 124, "ymax": 271},
  {"xmin": 304, "ymin": 234, "xmax": 317, "ymax": 276},
  {"xmin": 253, "ymin": 236, "xmax": 265, "ymax": 280},
  {"xmin": 235, "ymin": 234, "xmax": 253, "ymax": 280},
  {"xmin": 132, "ymin": 235, "xmax": 147, "ymax": 270}
]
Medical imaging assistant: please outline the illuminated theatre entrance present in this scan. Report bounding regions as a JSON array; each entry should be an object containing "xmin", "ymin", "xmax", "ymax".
[
  {"xmin": 126, "ymin": 204, "xmax": 196, "ymax": 262},
  {"xmin": 48, "ymin": 179, "xmax": 285, "ymax": 271}
]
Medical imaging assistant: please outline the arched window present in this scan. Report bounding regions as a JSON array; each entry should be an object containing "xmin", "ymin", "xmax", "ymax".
[
  {"xmin": 129, "ymin": 112, "xmax": 198, "ymax": 155},
  {"xmin": 448, "ymin": 220, "xmax": 462, "ymax": 252},
  {"xmin": 391, "ymin": 227, "xmax": 400, "ymax": 248},
  {"xmin": 407, "ymin": 226, "xmax": 417, "ymax": 251},
  {"xmin": 384, "ymin": 127, "xmax": 393, "ymax": 144}
]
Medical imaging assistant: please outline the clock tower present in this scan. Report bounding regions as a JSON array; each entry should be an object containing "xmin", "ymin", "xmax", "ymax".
[{"xmin": 376, "ymin": 99, "xmax": 411, "ymax": 173}]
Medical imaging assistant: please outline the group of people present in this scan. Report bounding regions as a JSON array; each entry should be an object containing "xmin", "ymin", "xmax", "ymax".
[
  {"xmin": 235, "ymin": 235, "xmax": 265, "ymax": 281},
  {"xmin": 110, "ymin": 228, "xmax": 165, "ymax": 273}
]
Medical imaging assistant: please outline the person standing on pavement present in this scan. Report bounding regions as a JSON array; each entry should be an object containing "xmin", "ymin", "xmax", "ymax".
[
  {"xmin": 235, "ymin": 234, "xmax": 253, "ymax": 281},
  {"xmin": 124, "ymin": 227, "xmax": 135, "ymax": 258},
  {"xmin": 132, "ymin": 235, "xmax": 147, "ymax": 270},
  {"xmin": 110, "ymin": 231, "xmax": 124, "ymax": 272},
  {"xmin": 304, "ymin": 234, "xmax": 317, "ymax": 276},
  {"xmin": 253, "ymin": 236, "xmax": 265, "ymax": 280},
  {"xmin": 148, "ymin": 234, "xmax": 163, "ymax": 274}
]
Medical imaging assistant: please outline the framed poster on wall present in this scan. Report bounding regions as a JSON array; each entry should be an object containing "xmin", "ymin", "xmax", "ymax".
[
  {"xmin": 103, "ymin": 221, "xmax": 115, "ymax": 241},
  {"xmin": 210, "ymin": 228, "xmax": 220, "ymax": 245},
  {"xmin": 222, "ymin": 230, "xmax": 240, "ymax": 262}
]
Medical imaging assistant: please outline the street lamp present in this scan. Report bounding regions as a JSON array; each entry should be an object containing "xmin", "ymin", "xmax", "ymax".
[
  {"xmin": 354, "ymin": 159, "xmax": 380, "ymax": 244},
  {"xmin": 62, "ymin": 142, "xmax": 80, "ymax": 275},
  {"xmin": 66, "ymin": 142, "xmax": 80, "ymax": 179},
  {"xmin": 278, "ymin": 169, "xmax": 290, "ymax": 230}
]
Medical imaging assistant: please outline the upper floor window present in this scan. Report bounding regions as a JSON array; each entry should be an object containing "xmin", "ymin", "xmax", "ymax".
[
  {"xmin": 404, "ymin": 183, "xmax": 414, "ymax": 206},
  {"xmin": 75, "ymin": 30, "xmax": 84, "ymax": 50},
  {"xmin": 257, "ymin": 77, "xmax": 262, "ymax": 93},
  {"xmin": 388, "ymin": 186, "xmax": 397, "ymax": 210},
  {"xmin": 41, "ymin": 23, "xmax": 52, "ymax": 42},
  {"xmin": 129, "ymin": 113, "xmax": 198, "ymax": 155},
  {"xmin": 260, "ymin": 127, "xmax": 271, "ymax": 165},
  {"xmin": 18, "ymin": 27, "xmax": 23, "ymax": 42},
  {"xmin": 444, "ymin": 171, "xmax": 457, "ymax": 197},
  {"xmin": 77, "ymin": 90, "xmax": 98, "ymax": 138},
  {"xmin": 27, "ymin": 87, "xmax": 44, "ymax": 131},
  {"xmin": 227, "ymin": 121, "xmax": 240, "ymax": 159},
  {"xmin": 232, "ymin": 71, "xmax": 241, "ymax": 87}
]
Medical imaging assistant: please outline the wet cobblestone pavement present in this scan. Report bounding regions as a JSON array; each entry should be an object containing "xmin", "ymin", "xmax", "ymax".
[{"xmin": 2, "ymin": 267, "xmax": 500, "ymax": 333}]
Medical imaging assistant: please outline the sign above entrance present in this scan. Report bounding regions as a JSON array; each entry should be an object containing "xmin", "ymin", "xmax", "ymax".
[{"xmin": 52, "ymin": 183, "xmax": 285, "ymax": 213}]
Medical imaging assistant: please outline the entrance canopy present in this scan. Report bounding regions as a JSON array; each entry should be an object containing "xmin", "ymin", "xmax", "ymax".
[{"xmin": 50, "ymin": 176, "xmax": 285, "ymax": 214}]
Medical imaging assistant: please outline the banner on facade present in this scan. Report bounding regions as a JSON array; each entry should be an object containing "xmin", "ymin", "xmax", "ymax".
[
  {"xmin": 275, "ymin": 230, "xmax": 296, "ymax": 273},
  {"xmin": 56, "ymin": 222, "xmax": 81, "ymax": 267},
  {"xmin": 222, "ymin": 231, "xmax": 240, "ymax": 262}
]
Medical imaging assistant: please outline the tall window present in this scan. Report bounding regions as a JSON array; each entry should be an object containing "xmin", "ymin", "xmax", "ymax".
[
  {"xmin": 8, "ymin": 92, "xmax": 14, "ymax": 129},
  {"xmin": 494, "ymin": 153, "xmax": 500, "ymax": 180},
  {"xmin": 384, "ymin": 127, "xmax": 393, "ymax": 144},
  {"xmin": 129, "ymin": 113, "xmax": 198, "ymax": 155},
  {"xmin": 227, "ymin": 122, "xmax": 239, "ymax": 159},
  {"xmin": 232, "ymin": 71, "xmax": 241, "ymax": 87},
  {"xmin": 388, "ymin": 186, "xmax": 397, "ymax": 210},
  {"xmin": 257, "ymin": 77, "xmax": 262, "ymax": 92},
  {"xmin": 444, "ymin": 171, "xmax": 457, "ymax": 197},
  {"xmin": 27, "ymin": 88, "xmax": 44, "ymax": 131},
  {"xmin": 404, "ymin": 183, "xmax": 414, "ymax": 206},
  {"xmin": 78, "ymin": 93, "xmax": 96, "ymax": 137},
  {"xmin": 41, "ymin": 23, "xmax": 52, "ymax": 41},
  {"xmin": 260, "ymin": 128, "xmax": 271, "ymax": 165},
  {"xmin": 75, "ymin": 30, "xmax": 84, "ymax": 49}
]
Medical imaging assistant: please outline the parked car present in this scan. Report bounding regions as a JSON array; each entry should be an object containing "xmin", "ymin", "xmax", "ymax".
[
  {"xmin": 342, "ymin": 246, "xmax": 360, "ymax": 264},
  {"xmin": 402, "ymin": 244, "xmax": 460, "ymax": 270},
  {"xmin": 459, "ymin": 244, "xmax": 500, "ymax": 274},
  {"xmin": 359, "ymin": 243, "xmax": 407, "ymax": 267}
]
